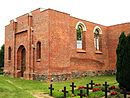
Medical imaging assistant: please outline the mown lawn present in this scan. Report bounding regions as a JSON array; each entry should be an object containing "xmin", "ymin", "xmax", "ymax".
[
  {"xmin": 0, "ymin": 75, "xmax": 119, "ymax": 98},
  {"xmin": 0, "ymin": 75, "xmax": 47, "ymax": 98}
]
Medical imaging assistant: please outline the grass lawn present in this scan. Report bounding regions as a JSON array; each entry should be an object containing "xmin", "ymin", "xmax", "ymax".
[{"xmin": 0, "ymin": 75, "xmax": 120, "ymax": 98}]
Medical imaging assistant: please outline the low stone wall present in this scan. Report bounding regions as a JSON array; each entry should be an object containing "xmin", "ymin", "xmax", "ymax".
[
  {"xmin": 34, "ymin": 70, "xmax": 116, "ymax": 81},
  {"xmin": 4, "ymin": 71, "xmax": 11, "ymax": 76}
]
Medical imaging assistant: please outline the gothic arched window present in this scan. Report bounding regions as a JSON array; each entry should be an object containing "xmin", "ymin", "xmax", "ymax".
[
  {"xmin": 94, "ymin": 26, "xmax": 102, "ymax": 51},
  {"xmin": 36, "ymin": 41, "xmax": 41, "ymax": 59},
  {"xmin": 8, "ymin": 46, "xmax": 11, "ymax": 60},
  {"xmin": 76, "ymin": 22, "xmax": 86, "ymax": 50}
]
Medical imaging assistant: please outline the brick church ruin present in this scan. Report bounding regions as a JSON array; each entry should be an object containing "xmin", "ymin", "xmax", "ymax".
[{"xmin": 4, "ymin": 8, "xmax": 130, "ymax": 81}]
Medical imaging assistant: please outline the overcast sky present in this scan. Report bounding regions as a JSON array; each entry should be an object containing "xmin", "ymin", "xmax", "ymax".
[{"xmin": 0, "ymin": 0, "xmax": 130, "ymax": 47}]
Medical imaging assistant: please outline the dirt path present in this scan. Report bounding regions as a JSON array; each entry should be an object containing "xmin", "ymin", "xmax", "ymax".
[{"xmin": 32, "ymin": 92, "xmax": 54, "ymax": 98}]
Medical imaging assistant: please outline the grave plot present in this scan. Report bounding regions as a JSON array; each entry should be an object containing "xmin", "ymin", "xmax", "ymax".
[{"xmin": 48, "ymin": 80, "xmax": 126, "ymax": 98}]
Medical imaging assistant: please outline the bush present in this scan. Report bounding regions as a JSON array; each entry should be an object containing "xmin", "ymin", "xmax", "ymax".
[{"xmin": 0, "ymin": 67, "xmax": 3, "ymax": 74}]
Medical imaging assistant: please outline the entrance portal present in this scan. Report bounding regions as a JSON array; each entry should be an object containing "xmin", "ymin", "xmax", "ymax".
[{"xmin": 17, "ymin": 45, "xmax": 26, "ymax": 77}]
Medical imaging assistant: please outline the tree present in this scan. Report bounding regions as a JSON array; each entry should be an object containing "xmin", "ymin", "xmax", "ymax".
[
  {"xmin": 0, "ymin": 44, "xmax": 4, "ymax": 67},
  {"xmin": 116, "ymin": 32, "xmax": 126, "ymax": 89},
  {"xmin": 122, "ymin": 34, "xmax": 130, "ymax": 91},
  {"xmin": 116, "ymin": 32, "xmax": 130, "ymax": 91}
]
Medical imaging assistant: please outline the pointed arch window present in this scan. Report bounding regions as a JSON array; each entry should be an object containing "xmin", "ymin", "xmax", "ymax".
[
  {"xmin": 8, "ymin": 46, "xmax": 11, "ymax": 60},
  {"xmin": 36, "ymin": 41, "xmax": 41, "ymax": 59},
  {"xmin": 94, "ymin": 27, "xmax": 102, "ymax": 51},
  {"xmin": 76, "ymin": 22, "xmax": 86, "ymax": 50}
]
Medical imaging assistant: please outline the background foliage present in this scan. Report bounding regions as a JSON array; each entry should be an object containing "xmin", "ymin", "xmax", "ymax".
[{"xmin": 0, "ymin": 44, "xmax": 4, "ymax": 68}]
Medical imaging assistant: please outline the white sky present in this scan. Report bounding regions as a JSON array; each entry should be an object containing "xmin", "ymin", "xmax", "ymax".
[{"xmin": 0, "ymin": 0, "xmax": 130, "ymax": 47}]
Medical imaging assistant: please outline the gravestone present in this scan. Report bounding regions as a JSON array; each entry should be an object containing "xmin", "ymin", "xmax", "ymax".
[
  {"xmin": 70, "ymin": 82, "xmax": 76, "ymax": 95},
  {"xmin": 103, "ymin": 82, "xmax": 109, "ymax": 98},
  {"xmin": 122, "ymin": 88, "xmax": 127, "ymax": 98},
  {"xmin": 78, "ymin": 89, "xmax": 85, "ymax": 98},
  {"xmin": 86, "ymin": 84, "xmax": 89, "ymax": 96},
  {"xmin": 121, "ymin": 88, "xmax": 130, "ymax": 98},
  {"xmin": 62, "ymin": 86, "xmax": 68, "ymax": 98},
  {"xmin": 89, "ymin": 80, "xmax": 95, "ymax": 89},
  {"xmin": 48, "ymin": 84, "xmax": 54, "ymax": 96}
]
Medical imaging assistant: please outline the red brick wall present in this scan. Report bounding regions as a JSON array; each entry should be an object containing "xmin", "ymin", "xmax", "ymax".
[
  {"xmin": 48, "ymin": 9, "xmax": 71, "ymax": 74},
  {"xmin": 4, "ymin": 22, "xmax": 14, "ymax": 75},
  {"xmin": 68, "ymin": 17, "xmax": 110, "ymax": 72},
  {"xmin": 107, "ymin": 23, "xmax": 130, "ymax": 70},
  {"xmin": 32, "ymin": 9, "xmax": 50, "ymax": 75}
]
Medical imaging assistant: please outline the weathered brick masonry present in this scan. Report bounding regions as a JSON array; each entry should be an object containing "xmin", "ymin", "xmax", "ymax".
[{"xmin": 4, "ymin": 8, "xmax": 130, "ymax": 81}]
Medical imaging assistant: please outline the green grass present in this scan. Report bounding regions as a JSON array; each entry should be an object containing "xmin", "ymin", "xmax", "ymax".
[
  {"xmin": 0, "ymin": 75, "xmax": 118, "ymax": 98},
  {"xmin": 0, "ymin": 75, "xmax": 46, "ymax": 98}
]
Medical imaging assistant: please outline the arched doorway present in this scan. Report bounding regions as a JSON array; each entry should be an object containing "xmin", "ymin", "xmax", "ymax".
[{"xmin": 17, "ymin": 45, "xmax": 26, "ymax": 77}]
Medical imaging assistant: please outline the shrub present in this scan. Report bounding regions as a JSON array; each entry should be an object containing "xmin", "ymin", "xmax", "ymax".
[
  {"xmin": 110, "ymin": 91, "xmax": 118, "ymax": 95},
  {"xmin": 92, "ymin": 88, "xmax": 101, "ymax": 92},
  {"xmin": 95, "ymin": 83, "xmax": 101, "ymax": 86},
  {"xmin": 78, "ymin": 86, "xmax": 86, "ymax": 90},
  {"xmin": 109, "ymin": 86, "xmax": 116, "ymax": 90}
]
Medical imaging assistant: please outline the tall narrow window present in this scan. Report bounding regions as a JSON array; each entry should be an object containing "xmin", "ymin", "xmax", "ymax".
[
  {"xmin": 94, "ymin": 27, "xmax": 102, "ymax": 51},
  {"xmin": 76, "ymin": 22, "xmax": 86, "ymax": 50},
  {"xmin": 36, "ymin": 41, "xmax": 41, "ymax": 59},
  {"xmin": 77, "ymin": 25, "xmax": 83, "ymax": 49},
  {"xmin": 8, "ymin": 46, "xmax": 11, "ymax": 60}
]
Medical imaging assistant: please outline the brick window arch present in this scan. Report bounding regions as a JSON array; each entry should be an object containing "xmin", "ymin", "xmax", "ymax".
[
  {"xmin": 8, "ymin": 46, "xmax": 11, "ymax": 60},
  {"xmin": 76, "ymin": 22, "xmax": 86, "ymax": 50},
  {"xmin": 93, "ymin": 26, "xmax": 102, "ymax": 51},
  {"xmin": 36, "ymin": 41, "xmax": 41, "ymax": 59}
]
